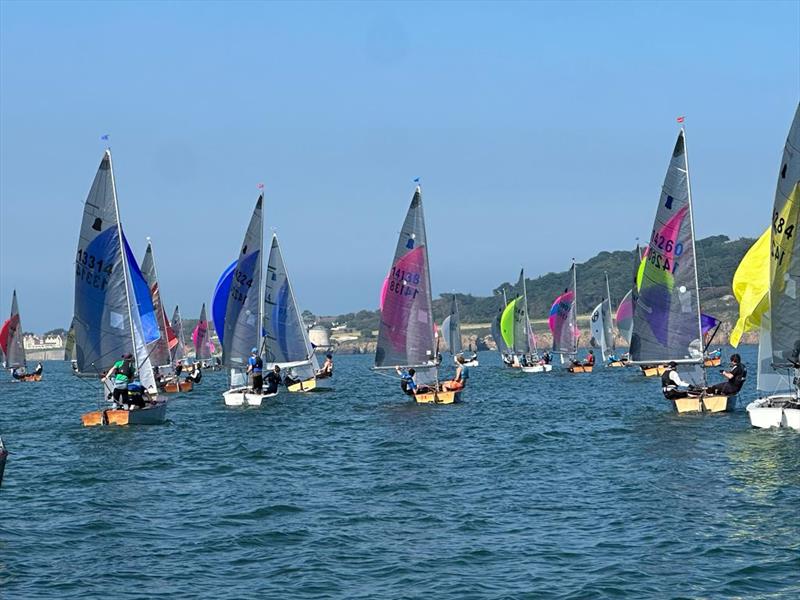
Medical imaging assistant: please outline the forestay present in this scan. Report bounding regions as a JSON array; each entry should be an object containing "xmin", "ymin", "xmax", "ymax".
[
  {"xmin": 770, "ymin": 103, "xmax": 800, "ymax": 370},
  {"xmin": 263, "ymin": 234, "xmax": 318, "ymax": 380},
  {"xmin": 374, "ymin": 187, "xmax": 437, "ymax": 385},
  {"xmin": 630, "ymin": 130, "xmax": 703, "ymax": 369}
]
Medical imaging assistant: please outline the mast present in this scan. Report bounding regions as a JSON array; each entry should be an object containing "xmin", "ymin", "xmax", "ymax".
[
  {"xmin": 108, "ymin": 150, "xmax": 139, "ymax": 369},
  {"xmin": 572, "ymin": 259, "xmax": 578, "ymax": 355},
  {"xmin": 682, "ymin": 125, "xmax": 704, "ymax": 365}
]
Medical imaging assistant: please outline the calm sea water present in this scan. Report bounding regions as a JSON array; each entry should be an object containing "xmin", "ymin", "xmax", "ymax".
[{"xmin": 1, "ymin": 346, "xmax": 798, "ymax": 599}]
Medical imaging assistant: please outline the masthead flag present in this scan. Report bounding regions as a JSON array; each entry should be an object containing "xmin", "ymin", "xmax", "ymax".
[{"xmin": 676, "ymin": 116, "xmax": 685, "ymax": 123}]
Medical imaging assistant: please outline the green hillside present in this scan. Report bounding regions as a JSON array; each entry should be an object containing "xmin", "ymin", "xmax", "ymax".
[{"xmin": 322, "ymin": 235, "xmax": 755, "ymax": 335}]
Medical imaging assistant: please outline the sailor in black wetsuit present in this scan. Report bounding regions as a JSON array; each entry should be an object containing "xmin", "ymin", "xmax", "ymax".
[
  {"xmin": 265, "ymin": 365, "xmax": 282, "ymax": 394},
  {"xmin": 705, "ymin": 353, "xmax": 746, "ymax": 396},
  {"xmin": 661, "ymin": 361, "xmax": 692, "ymax": 400}
]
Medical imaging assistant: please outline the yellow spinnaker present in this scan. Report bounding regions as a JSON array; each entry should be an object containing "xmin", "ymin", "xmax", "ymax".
[
  {"xmin": 500, "ymin": 298, "xmax": 518, "ymax": 350},
  {"xmin": 730, "ymin": 227, "xmax": 771, "ymax": 347}
]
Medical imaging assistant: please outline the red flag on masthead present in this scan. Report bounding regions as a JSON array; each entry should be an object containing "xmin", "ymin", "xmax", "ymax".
[{"xmin": 676, "ymin": 116, "xmax": 685, "ymax": 123}]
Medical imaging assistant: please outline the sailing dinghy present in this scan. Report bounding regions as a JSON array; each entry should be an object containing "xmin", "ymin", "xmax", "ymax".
[
  {"xmin": 217, "ymin": 195, "xmax": 276, "ymax": 407},
  {"xmin": 164, "ymin": 305, "xmax": 193, "ymax": 392},
  {"xmin": 1, "ymin": 291, "xmax": 40, "ymax": 381},
  {"xmin": 501, "ymin": 270, "xmax": 551, "ymax": 372},
  {"xmin": 441, "ymin": 294, "xmax": 479, "ymax": 367},
  {"xmin": 374, "ymin": 186, "xmax": 460, "ymax": 404},
  {"xmin": 550, "ymin": 262, "xmax": 590, "ymax": 372},
  {"xmin": 140, "ymin": 241, "xmax": 191, "ymax": 393},
  {"xmin": 263, "ymin": 233, "xmax": 331, "ymax": 392},
  {"xmin": 74, "ymin": 150, "xmax": 167, "ymax": 426},
  {"xmin": 746, "ymin": 103, "xmax": 800, "ymax": 429},
  {"xmin": 589, "ymin": 273, "xmax": 617, "ymax": 367},
  {"xmin": 628, "ymin": 126, "xmax": 731, "ymax": 413}
]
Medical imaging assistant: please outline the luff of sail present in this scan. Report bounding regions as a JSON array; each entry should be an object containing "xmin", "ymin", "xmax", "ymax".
[
  {"xmin": 263, "ymin": 233, "xmax": 318, "ymax": 380},
  {"xmin": 374, "ymin": 187, "xmax": 437, "ymax": 385},
  {"xmin": 770, "ymin": 103, "xmax": 800, "ymax": 370},
  {"xmin": 140, "ymin": 241, "xmax": 173, "ymax": 367},
  {"xmin": 630, "ymin": 130, "xmax": 703, "ymax": 366},
  {"xmin": 0, "ymin": 290, "xmax": 26, "ymax": 369},
  {"xmin": 222, "ymin": 195, "xmax": 263, "ymax": 385}
]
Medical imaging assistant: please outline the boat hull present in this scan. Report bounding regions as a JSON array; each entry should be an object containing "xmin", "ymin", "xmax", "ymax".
[
  {"xmin": 81, "ymin": 402, "xmax": 168, "ymax": 427},
  {"xmin": 608, "ymin": 361, "xmax": 626, "ymax": 368},
  {"xmin": 223, "ymin": 387, "xmax": 277, "ymax": 407},
  {"xmin": 703, "ymin": 357, "xmax": 722, "ymax": 367},
  {"xmin": 567, "ymin": 365, "xmax": 593, "ymax": 373},
  {"xmin": 746, "ymin": 396, "xmax": 800, "ymax": 430},
  {"xmin": 462, "ymin": 360, "xmax": 479, "ymax": 367},
  {"xmin": 672, "ymin": 394, "xmax": 735, "ymax": 414},
  {"xmin": 642, "ymin": 365, "xmax": 667, "ymax": 377},
  {"xmin": 414, "ymin": 390, "xmax": 460, "ymax": 404},
  {"xmin": 162, "ymin": 380, "xmax": 193, "ymax": 394},
  {"xmin": 520, "ymin": 364, "xmax": 553, "ymax": 373}
]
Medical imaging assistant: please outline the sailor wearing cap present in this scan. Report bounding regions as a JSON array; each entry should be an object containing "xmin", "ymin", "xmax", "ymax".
[{"xmin": 661, "ymin": 361, "xmax": 691, "ymax": 400}]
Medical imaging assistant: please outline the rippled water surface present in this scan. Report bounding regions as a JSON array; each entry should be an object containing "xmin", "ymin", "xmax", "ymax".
[{"xmin": 1, "ymin": 346, "xmax": 799, "ymax": 599}]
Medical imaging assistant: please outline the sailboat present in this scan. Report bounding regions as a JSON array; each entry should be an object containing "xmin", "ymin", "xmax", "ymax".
[
  {"xmin": 549, "ymin": 261, "xmax": 588, "ymax": 372},
  {"xmin": 501, "ymin": 270, "xmax": 551, "ymax": 372},
  {"xmin": 74, "ymin": 150, "xmax": 167, "ymax": 426},
  {"xmin": 589, "ymin": 273, "xmax": 618, "ymax": 367},
  {"xmin": 217, "ymin": 195, "xmax": 275, "ymax": 407},
  {"xmin": 263, "ymin": 233, "xmax": 329, "ymax": 392},
  {"xmin": 441, "ymin": 294, "xmax": 479, "ymax": 367},
  {"xmin": 192, "ymin": 303, "xmax": 214, "ymax": 365},
  {"xmin": 140, "ymin": 241, "xmax": 190, "ymax": 393},
  {"xmin": 628, "ymin": 125, "xmax": 731, "ymax": 413},
  {"xmin": 1, "ymin": 291, "xmax": 40, "ymax": 381},
  {"xmin": 492, "ymin": 289, "xmax": 514, "ymax": 365},
  {"xmin": 374, "ymin": 186, "xmax": 459, "ymax": 404},
  {"xmin": 746, "ymin": 103, "xmax": 800, "ymax": 429}
]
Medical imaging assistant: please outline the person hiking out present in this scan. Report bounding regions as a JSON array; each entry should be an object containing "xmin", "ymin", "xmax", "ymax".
[
  {"xmin": 705, "ymin": 353, "xmax": 747, "ymax": 396},
  {"xmin": 105, "ymin": 353, "xmax": 135, "ymax": 408}
]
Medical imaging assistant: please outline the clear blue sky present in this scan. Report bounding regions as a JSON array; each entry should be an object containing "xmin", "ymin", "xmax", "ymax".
[{"xmin": 1, "ymin": 0, "xmax": 798, "ymax": 331}]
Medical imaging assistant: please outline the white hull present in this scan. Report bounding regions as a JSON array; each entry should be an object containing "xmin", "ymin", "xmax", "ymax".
[
  {"xmin": 746, "ymin": 396, "xmax": 800, "ymax": 430},
  {"xmin": 462, "ymin": 360, "xmax": 479, "ymax": 367},
  {"xmin": 223, "ymin": 387, "xmax": 278, "ymax": 407},
  {"xmin": 520, "ymin": 364, "xmax": 553, "ymax": 373}
]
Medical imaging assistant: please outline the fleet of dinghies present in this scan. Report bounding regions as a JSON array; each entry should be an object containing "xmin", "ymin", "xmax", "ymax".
[{"xmin": 1, "ymin": 105, "xmax": 798, "ymax": 433}]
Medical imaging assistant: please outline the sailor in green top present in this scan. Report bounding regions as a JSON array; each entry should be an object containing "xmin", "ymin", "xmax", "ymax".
[{"xmin": 104, "ymin": 353, "xmax": 135, "ymax": 408}]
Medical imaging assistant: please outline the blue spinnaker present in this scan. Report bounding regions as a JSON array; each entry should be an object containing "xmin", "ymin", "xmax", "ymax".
[{"xmin": 212, "ymin": 260, "xmax": 237, "ymax": 347}]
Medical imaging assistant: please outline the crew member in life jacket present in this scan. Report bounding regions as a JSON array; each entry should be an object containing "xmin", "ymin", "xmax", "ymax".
[
  {"xmin": 33, "ymin": 362, "xmax": 43, "ymax": 377},
  {"xmin": 104, "ymin": 353, "xmax": 135, "ymax": 407},
  {"xmin": 443, "ymin": 354, "xmax": 469, "ymax": 391},
  {"xmin": 661, "ymin": 361, "xmax": 692, "ymax": 400},
  {"xmin": 705, "ymin": 353, "xmax": 747, "ymax": 396},
  {"xmin": 265, "ymin": 365, "xmax": 282, "ymax": 394},
  {"xmin": 247, "ymin": 348, "xmax": 264, "ymax": 393},
  {"xmin": 397, "ymin": 367, "xmax": 417, "ymax": 396},
  {"xmin": 187, "ymin": 364, "xmax": 202, "ymax": 384},
  {"xmin": 316, "ymin": 353, "xmax": 334, "ymax": 378}
]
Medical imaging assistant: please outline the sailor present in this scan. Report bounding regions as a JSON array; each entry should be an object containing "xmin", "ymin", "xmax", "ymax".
[
  {"xmin": 104, "ymin": 353, "xmax": 135, "ymax": 408},
  {"xmin": 284, "ymin": 368, "xmax": 301, "ymax": 388},
  {"xmin": 33, "ymin": 362, "xmax": 43, "ymax": 377},
  {"xmin": 247, "ymin": 348, "xmax": 263, "ymax": 393},
  {"xmin": 265, "ymin": 365, "xmax": 282, "ymax": 394},
  {"xmin": 317, "ymin": 353, "xmax": 334, "ymax": 378},
  {"xmin": 11, "ymin": 366, "xmax": 26, "ymax": 380},
  {"xmin": 443, "ymin": 355, "xmax": 469, "ymax": 391},
  {"xmin": 396, "ymin": 366, "xmax": 417, "ymax": 396},
  {"xmin": 661, "ymin": 361, "xmax": 692, "ymax": 400},
  {"xmin": 187, "ymin": 364, "xmax": 202, "ymax": 384},
  {"xmin": 705, "ymin": 353, "xmax": 747, "ymax": 396},
  {"xmin": 175, "ymin": 360, "xmax": 184, "ymax": 377},
  {"xmin": 542, "ymin": 351, "xmax": 552, "ymax": 365},
  {"xmin": 585, "ymin": 350, "xmax": 595, "ymax": 366},
  {"xmin": 125, "ymin": 381, "xmax": 148, "ymax": 409},
  {"xmin": 607, "ymin": 352, "xmax": 620, "ymax": 364}
]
